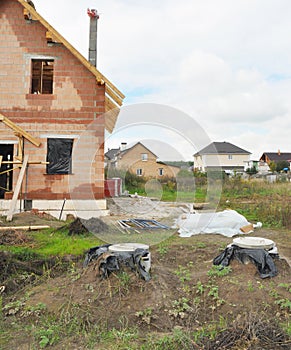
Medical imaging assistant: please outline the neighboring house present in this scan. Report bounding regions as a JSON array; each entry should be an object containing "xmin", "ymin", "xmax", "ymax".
[
  {"xmin": 0, "ymin": 0, "xmax": 124, "ymax": 219},
  {"xmin": 244, "ymin": 160, "xmax": 270, "ymax": 174},
  {"xmin": 260, "ymin": 151, "xmax": 291, "ymax": 166},
  {"xmin": 105, "ymin": 142, "xmax": 180, "ymax": 178},
  {"xmin": 194, "ymin": 141, "xmax": 251, "ymax": 173}
]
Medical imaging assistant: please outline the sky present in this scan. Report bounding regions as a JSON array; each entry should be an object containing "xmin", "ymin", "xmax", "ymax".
[{"xmin": 35, "ymin": 0, "xmax": 291, "ymax": 161}]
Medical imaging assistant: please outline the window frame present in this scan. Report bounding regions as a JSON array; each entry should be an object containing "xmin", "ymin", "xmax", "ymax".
[
  {"xmin": 158, "ymin": 168, "xmax": 164, "ymax": 176},
  {"xmin": 141, "ymin": 153, "xmax": 148, "ymax": 161},
  {"xmin": 31, "ymin": 59, "xmax": 54, "ymax": 94},
  {"xmin": 136, "ymin": 168, "xmax": 143, "ymax": 176}
]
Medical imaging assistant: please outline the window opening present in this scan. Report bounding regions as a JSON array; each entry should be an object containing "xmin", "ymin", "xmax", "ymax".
[
  {"xmin": 46, "ymin": 138, "xmax": 73, "ymax": 174},
  {"xmin": 31, "ymin": 59, "xmax": 54, "ymax": 94}
]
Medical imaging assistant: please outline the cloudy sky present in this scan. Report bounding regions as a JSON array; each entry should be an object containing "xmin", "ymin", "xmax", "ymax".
[{"xmin": 36, "ymin": 0, "xmax": 291, "ymax": 161}]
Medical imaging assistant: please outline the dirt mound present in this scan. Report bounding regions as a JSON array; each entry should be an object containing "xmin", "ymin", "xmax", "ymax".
[
  {"xmin": 82, "ymin": 217, "xmax": 109, "ymax": 234},
  {"xmin": 67, "ymin": 217, "xmax": 109, "ymax": 235},
  {"xmin": 1, "ymin": 229, "xmax": 291, "ymax": 349},
  {"xmin": 0, "ymin": 230, "xmax": 32, "ymax": 245}
]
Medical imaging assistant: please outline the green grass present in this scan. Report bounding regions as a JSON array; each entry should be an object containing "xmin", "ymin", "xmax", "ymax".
[{"xmin": 0, "ymin": 228, "xmax": 103, "ymax": 258}]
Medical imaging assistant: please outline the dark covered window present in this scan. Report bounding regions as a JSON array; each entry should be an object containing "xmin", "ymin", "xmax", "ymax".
[
  {"xmin": 46, "ymin": 138, "xmax": 73, "ymax": 175},
  {"xmin": 31, "ymin": 59, "xmax": 54, "ymax": 94}
]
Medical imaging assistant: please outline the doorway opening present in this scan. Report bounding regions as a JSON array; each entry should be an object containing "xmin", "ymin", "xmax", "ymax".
[{"xmin": 0, "ymin": 144, "xmax": 14, "ymax": 199}]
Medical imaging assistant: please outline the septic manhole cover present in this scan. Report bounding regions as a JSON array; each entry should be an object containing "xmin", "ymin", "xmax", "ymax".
[{"xmin": 233, "ymin": 237, "xmax": 275, "ymax": 250}]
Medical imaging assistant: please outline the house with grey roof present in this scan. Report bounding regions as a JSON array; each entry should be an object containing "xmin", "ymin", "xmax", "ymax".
[
  {"xmin": 105, "ymin": 142, "xmax": 180, "ymax": 178},
  {"xmin": 260, "ymin": 151, "xmax": 291, "ymax": 165},
  {"xmin": 194, "ymin": 141, "xmax": 251, "ymax": 173}
]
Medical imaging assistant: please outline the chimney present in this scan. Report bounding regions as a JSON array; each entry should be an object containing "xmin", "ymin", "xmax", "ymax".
[
  {"xmin": 278, "ymin": 149, "xmax": 281, "ymax": 156},
  {"xmin": 87, "ymin": 9, "xmax": 99, "ymax": 67},
  {"xmin": 121, "ymin": 142, "xmax": 127, "ymax": 151}
]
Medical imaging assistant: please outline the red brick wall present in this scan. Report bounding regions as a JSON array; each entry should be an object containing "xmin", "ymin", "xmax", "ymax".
[{"xmin": 0, "ymin": 0, "xmax": 105, "ymax": 200}]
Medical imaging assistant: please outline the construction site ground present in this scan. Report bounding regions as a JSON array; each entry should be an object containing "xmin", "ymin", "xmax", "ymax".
[{"xmin": 0, "ymin": 196, "xmax": 291, "ymax": 349}]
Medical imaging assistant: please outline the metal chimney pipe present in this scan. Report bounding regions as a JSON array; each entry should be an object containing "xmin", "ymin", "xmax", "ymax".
[{"xmin": 87, "ymin": 9, "xmax": 99, "ymax": 67}]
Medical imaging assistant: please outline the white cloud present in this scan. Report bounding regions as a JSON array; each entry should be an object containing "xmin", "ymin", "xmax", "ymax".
[{"xmin": 36, "ymin": 0, "xmax": 291, "ymax": 160}]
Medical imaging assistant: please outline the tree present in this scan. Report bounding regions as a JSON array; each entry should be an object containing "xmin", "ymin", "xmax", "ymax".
[
  {"xmin": 246, "ymin": 166, "xmax": 258, "ymax": 175},
  {"xmin": 276, "ymin": 160, "xmax": 290, "ymax": 172},
  {"xmin": 269, "ymin": 161, "xmax": 276, "ymax": 173}
]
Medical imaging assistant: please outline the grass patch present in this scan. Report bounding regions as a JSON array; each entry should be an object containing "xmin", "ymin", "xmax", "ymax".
[{"xmin": 0, "ymin": 228, "xmax": 103, "ymax": 258}]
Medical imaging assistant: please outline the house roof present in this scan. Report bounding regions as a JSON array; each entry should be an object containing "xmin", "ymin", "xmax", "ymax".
[
  {"xmin": 260, "ymin": 152, "xmax": 291, "ymax": 162},
  {"xmin": 194, "ymin": 142, "xmax": 251, "ymax": 156},
  {"xmin": 17, "ymin": 0, "xmax": 124, "ymax": 133},
  {"xmin": 105, "ymin": 148, "xmax": 120, "ymax": 160},
  {"xmin": 119, "ymin": 142, "xmax": 158, "ymax": 158}
]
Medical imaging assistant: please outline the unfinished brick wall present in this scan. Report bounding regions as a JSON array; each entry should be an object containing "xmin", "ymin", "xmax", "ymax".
[{"xmin": 0, "ymin": 0, "xmax": 105, "ymax": 200}]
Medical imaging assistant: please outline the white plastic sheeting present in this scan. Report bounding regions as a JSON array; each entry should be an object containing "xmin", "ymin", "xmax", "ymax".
[{"xmin": 174, "ymin": 210, "xmax": 252, "ymax": 237}]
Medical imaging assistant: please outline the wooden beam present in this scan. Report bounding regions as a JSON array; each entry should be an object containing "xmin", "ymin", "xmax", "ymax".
[
  {"xmin": 46, "ymin": 30, "xmax": 61, "ymax": 43},
  {"xmin": 0, "ymin": 156, "xmax": 2, "ymax": 168},
  {"xmin": 0, "ymin": 114, "xmax": 40, "ymax": 147},
  {"xmin": 6, "ymin": 155, "xmax": 29, "ymax": 222},
  {"xmin": 1, "ymin": 161, "xmax": 49, "ymax": 165},
  {"xmin": 0, "ymin": 225, "xmax": 50, "ymax": 231},
  {"xmin": 105, "ymin": 86, "xmax": 123, "ymax": 106},
  {"xmin": 105, "ymin": 99, "xmax": 120, "ymax": 133}
]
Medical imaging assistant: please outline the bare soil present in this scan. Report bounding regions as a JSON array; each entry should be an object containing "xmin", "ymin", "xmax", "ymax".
[{"xmin": 0, "ymin": 198, "xmax": 291, "ymax": 349}]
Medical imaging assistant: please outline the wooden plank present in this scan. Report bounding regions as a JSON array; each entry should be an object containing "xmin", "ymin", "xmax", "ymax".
[
  {"xmin": 0, "ymin": 156, "xmax": 2, "ymax": 168},
  {"xmin": 0, "ymin": 114, "xmax": 40, "ymax": 147},
  {"xmin": 6, "ymin": 155, "xmax": 29, "ymax": 222},
  {"xmin": 0, "ymin": 225, "xmax": 50, "ymax": 231},
  {"xmin": 105, "ymin": 99, "xmax": 120, "ymax": 133},
  {"xmin": 105, "ymin": 86, "xmax": 123, "ymax": 106}
]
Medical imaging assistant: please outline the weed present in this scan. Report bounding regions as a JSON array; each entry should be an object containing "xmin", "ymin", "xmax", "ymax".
[
  {"xmin": 207, "ymin": 284, "xmax": 225, "ymax": 308},
  {"xmin": 67, "ymin": 262, "xmax": 81, "ymax": 281},
  {"xmin": 207, "ymin": 265, "xmax": 232, "ymax": 278},
  {"xmin": 35, "ymin": 326, "xmax": 60, "ymax": 348},
  {"xmin": 135, "ymin": 307, "xmax": 154, "ymax": 325},
  {"xmin": 196, "ymin": 242, "xmax": 206, "ymax": 249},
  {"xmin": 269, "ymin": 289, "xmax": 280, "ymax": 298},
  {"xmin": 247, "ymin": 280, "xmax": 254, "ymax": 292},
  {"xmin": 281, "ymin": 321, "xmax": 291, "ymax": 337},
  {"xmin": 2, "ymin": 298, "xmax": 26, "ymax": 316},
  {"xmin": 22, "ymin": 303, "xmax": 47, "ymax": 318},
  {"xmin": 275, "ymin": 298, "xmax": 291, "ymax": 311},
  {"xmin": 278, "ymin": 283, "xmax": 291, "ymax": 293},
  {"xmin": 168, "ymin": 297, "xmax": 192, "ymax": 319},
  {"xmin": 196, "ymin": 281, "xmax": 205, "ymax": 295},
  {"xmin": 117, "ymin": 271, "xmax": 131, "ymax": 290},
  {"xmin": 157, "ymin": 243, "xmax": 169, "ymax": 256},
  {"xmin": 174, "ymin": 263, "xmax": 192, "ymax": 283}
]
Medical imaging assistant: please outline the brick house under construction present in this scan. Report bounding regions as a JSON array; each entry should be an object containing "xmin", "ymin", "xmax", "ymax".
[{"xmin": 0, "ymin": 0, "xmax": 124, "ymax": 219}]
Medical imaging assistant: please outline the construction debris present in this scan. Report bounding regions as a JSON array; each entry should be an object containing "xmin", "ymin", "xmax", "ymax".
[
  {"xmin": 174, "ymin": 209, "xmax": 262, "ymax": 237},
  {"xmin": 118, "ymin": 219, "xmax": 169, "ymax": 231}
]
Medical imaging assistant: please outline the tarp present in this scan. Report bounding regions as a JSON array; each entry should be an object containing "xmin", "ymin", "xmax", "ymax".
[
  {"xmin": 46, "ymin": 138, "xmax": 73, "ymax": 174},
  {"xmin": 83, "ymin": 244, "xmax": 151, "ymax": 281},
  {"xmin": 213, "ymin": 245, "xmax": 278, "ymax": 278},
  {"xmin": 174, "ymin": 210, "xmax": 251, "ymax": 237}
]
